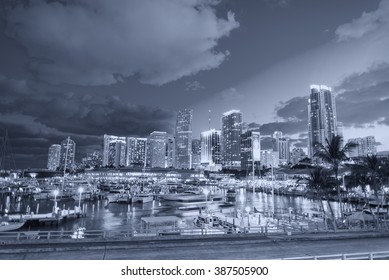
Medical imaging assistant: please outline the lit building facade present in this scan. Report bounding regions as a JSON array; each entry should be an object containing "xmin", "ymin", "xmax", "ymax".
[
  {"xmin": 221, "ymin": 110, "xmax": 242, "ymax": 170},
  {"xmin": 308, "ymin": 85, "xmax": 338, "ymax": 158},
  {"xmin": 348, "ymin": 136, "xmax": 377, "ymax": 158},
  {"xmin": 191, "ymin": 139, "xmax": 201, "ymax": 169},
  {"xmin": 126, "ymin": 137, "xmax": 148, "ymax": 167},
  {"xmin": 175, "ymin": 109, "xmax": 193, "ymax": 169},
  {"xmin": 240, "ymin": 130, "xmax": 261, "ymax": 174},
  {"xmin": 60, "ymin": 137, "xmax": 76, "ymax": 169},
  {"xmin": 103, "ymin": 134, "xmax": 126, "ymax": 167},
  {"xmin": 166, "ymin": 135, "xmax": 175, "ymax": 168},
  {"xmin": 200, "ymin": 129, "xmax": 222, "ymax": 167},
  {"xmin": 47, "ymin": 144, "xmax": 61, "ymax": 170},
  {"xmin": 149, "ymin": 131, "xmax": 167, "ymax": 168}
]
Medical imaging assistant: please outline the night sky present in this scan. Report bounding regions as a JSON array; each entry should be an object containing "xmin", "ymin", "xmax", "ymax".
[{"xmin": 0, "ymin": 0, "xmax": 388, "ymax": 169}]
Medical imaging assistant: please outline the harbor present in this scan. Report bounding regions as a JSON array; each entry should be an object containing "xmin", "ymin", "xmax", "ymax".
[{"xmin": 2, "ymin": 174, "xmax": 389, "ymax": 240}]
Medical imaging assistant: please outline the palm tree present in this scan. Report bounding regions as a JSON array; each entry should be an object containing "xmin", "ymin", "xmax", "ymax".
[
  {"xmin": 314, "ymin": 135, "xmax": 357, "ymax": 218},
  {"xmin": 299, "ymin": 167, "xmax": 337, "ymax": 230},
  {"xmin": 350, "ymin": 155, "xmax": 387, "ymax": 226}
]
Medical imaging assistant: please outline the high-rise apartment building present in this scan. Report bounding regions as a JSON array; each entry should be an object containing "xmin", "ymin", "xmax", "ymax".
[
  {"xmin": 307, "ymin": 85, "xmax": 338, "ymax": 158},
  {"xmin": 348, "ymin": 136, "xmax": 377, "ymax": 158},
  {"xmin": 60, "ymin": 137, "xmax": 76, "ymax": 169},
  {"xmin": 126, "ymin": 137, "xmax": 148, "ymax": 167},
  {"xmin": 221, "ymin": 110, "xmax": 242, "ymax": 170},
  {"xmin": 103, "ymin": 134, "xmax": 126, "ymax": 167},
  {"xmin": 175, "ymin": 109, "xmax": 193, "ymax": 169},
  {"xmin": 200, "ymin": 129, "xmax": 221, "ymax": 166},
  {"xmin": 240, "ymin": 130, "xmax": 261, "ymax": 174},
  {"xmin": 278, "ymin": 137, "xmax": 290, "ymax": 165},
  {"xmin": 47, "ymin": 144, "xmax": 61, "ymax": 170},
  {"xmin": 149, "ymin": 131, "xmax": 167, "ymax": 168},
  {"xmin": 272, "ymin": 131, "xmax": 283, "ymax": 152}
]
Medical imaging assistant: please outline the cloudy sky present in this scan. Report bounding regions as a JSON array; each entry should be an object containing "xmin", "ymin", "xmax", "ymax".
[{"xmin": 1, "ymin": 0, "xmax": 388, "ymax": 169}]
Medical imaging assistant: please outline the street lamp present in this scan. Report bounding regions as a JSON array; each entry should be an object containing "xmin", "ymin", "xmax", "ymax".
[
  {"xmin": 203, "ymin": 188, "xmax": 210, "ymax": 203},
  {"xmin": 245, "ymin": 206, "xmax": 251, "ymax": 227},
  {"xmin": 78, "ymin": 187, "xmax": 84, "ymax": 209},
  {"xmin": 53, "ymin": 189, "xmax": 59, "ymax": 213}
]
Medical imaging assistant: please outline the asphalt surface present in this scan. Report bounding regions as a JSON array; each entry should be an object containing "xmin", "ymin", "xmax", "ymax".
[{"xmin": 1, "ymin": 231, "xmax": 389, "ymax": 260}]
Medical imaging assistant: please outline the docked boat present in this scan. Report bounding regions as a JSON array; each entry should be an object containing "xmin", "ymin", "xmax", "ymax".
[
  {"xmin": 0, "ymin": 220, "xmax": 26, "ymax": 232},
  {"xmin": 131, "ymin": 193, "xmax": 154, "ymax": 204},
  {"xmin": 226, "ymin": 188, "xmax": 237, "ymax": 202},
  {"xmin": 106, "ymin": 191, "xmax": 132, "ymax": 204},
  {"xmin": 161, "ymin": 192, "xmax": 223, "ymax": 207}
]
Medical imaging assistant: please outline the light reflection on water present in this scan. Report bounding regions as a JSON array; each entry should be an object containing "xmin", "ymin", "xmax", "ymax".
[{"xmin": 0, "ymin": 189, "xmax": 347, "ymax": 233}]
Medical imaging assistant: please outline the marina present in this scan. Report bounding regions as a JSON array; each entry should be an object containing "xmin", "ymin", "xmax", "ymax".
[{"xmin": 2, "ymin": 175, "xmax": 386, "ymax": 239}]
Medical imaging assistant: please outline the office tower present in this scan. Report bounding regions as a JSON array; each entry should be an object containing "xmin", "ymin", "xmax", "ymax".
[
  {"xmin": 200, "ymin": 129, "xmax": 221, "ymax": 166},
  {"xmin": 166, "ymin": 135, "xmax": 175, "ymax": 168},
  {"xmin": 221, "ymin": 110, "xmax": 242, "ymax": 170},
  {"xmin": 272, "ymin": 131, "xmax": 283, "ymax": 152},
  {"xmin": 149, "ymin": 131, "xmax": 167, "ymax": 168},
  {"xmin": 103, "ymin": 134, "xmax": 126, "ymax": 167},
  {"xmin": 175, "ymin": 109, "xmax": 193, "ymax": 169},
  {"xmin": 60, "ymin": 137, "xmax": 76, "ymax": 169},
  {"xmin": 136, "ymin": 138, "xmax": 148, "ymax": 167},
  {"xmin": 47, "ymin": 144, "xmax": 61, "ymax": 170},
  {"xmin": 191, "ymin": 139, "xmax": 201, "ymax": 169},
  {"xmin": 348, "ymin": 136, "xmax": 377, "ymax": 158},
  {"xmin": 278, "ymin": 137, "xmax": 290, "ymax": 165},
  {"xmin": 240, "ymin": 130, "xmax": 261, "ymax": 174},
  {"xmin": 307, "ymin": 85, "xmax": 338, "ymax": 158},
  {"xmin": 126, "ymin": 137, "xmax": 137, "ymax": 166}
]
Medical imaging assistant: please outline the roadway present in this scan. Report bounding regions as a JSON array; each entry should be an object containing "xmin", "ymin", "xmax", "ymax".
[{"xmin": 1, "ymin": 231, "xmax": 389, "ymax": 260}]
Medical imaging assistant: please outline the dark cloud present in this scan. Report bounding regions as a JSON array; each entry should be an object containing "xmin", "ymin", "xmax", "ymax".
[
  {"xmin": 268, "ymin": 63, "xmax": 389, "ymax": 133},
  {"xmin": 0, "ymin": 74, "xmax": 176, "ymax": 168},
  {"xmin": 259, "ymin": 121, "xmax": 307, "ymax": 137},
  {"xmin": 275, "ymin": 96, "xmax": 308, "ymax": 121},
  {"xmin": 335, "ymin": 63, "xmax": 389, "ymax": 128},
  {"xmin": 4, "ymin": 0, "xmax": 239, "ymax": 86}
]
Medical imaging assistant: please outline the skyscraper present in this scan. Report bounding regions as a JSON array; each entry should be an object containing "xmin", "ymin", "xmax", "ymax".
[
  {"xmin": 348, "ymin": 136, "xmax": 377, "ymax": 158},
  {"xmin": 272, "ymin": 131, "xmax": 283, "ymax": 152},
  {"xmin": 47, "ymin": 144, "xmax": 61, "ymax": 170},
  {"xmin": 103, "ymin": 134, "xmax": 126, "ymax": 167},
  {"xmin": 60, "ymin": 137, "xmax": 76, "ymax": 169},
  {"xmin": 166, "ymin": 135, "xmax": 175, "ymax": 168},
  {"xmin": 200, "ymin": 129, "xmax": 221, "ymax": 166},
  {"xmin": 175, "ymin": 109, "xmax": 193, "ymax": 169},
  {"xmin": 221, "ymin": 110, "xmax": 242, "ymax": 170},
  {"xmin": 278, "ymin": 137, "xmax": 290, "ymax": 165},
  {"xmin": 149, "ymin": 131, "xmax": 167, "ymax": 168},
  {"xmin": 307, "ymin": 85, "xmax": 338, "ymax": 158},
  {"xmin": 191, "ymin": 139, "xmax": 201, "ymax": 169},
  {"xmin": 240, "ymin": 130, "xmax": 261, "ymax": 174}
]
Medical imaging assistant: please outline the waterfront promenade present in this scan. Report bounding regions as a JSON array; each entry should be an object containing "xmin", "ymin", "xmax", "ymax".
[{"xmin": 1, "ymin": 231, "xmax": 389, "ymax": 260}]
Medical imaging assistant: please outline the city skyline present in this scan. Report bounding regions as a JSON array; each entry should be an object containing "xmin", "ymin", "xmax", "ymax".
[{"xmin": 1, "ymin": 0, "xmax": 388, "ymax": 169}]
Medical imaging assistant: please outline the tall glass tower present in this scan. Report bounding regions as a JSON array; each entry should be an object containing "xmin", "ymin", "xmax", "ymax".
[
  {"xmin": 175, "ymin": 109, "xmax": 193, "ymax": 169},
  {"xmin": 308, "ymin": 85, "xmax": 338, "ymax": 158},
  {"xmin": 221, "ymin": 110, "xmax": 242, "ymax": 170}
]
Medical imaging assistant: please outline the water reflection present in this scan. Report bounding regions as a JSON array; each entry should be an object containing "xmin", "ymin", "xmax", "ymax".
[{"xmin": 0, "ymin": 189, "xmax": 349, "ymax": 233}]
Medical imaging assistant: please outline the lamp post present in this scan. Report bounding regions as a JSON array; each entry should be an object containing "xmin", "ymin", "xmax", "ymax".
[
  {"xmin": 78, "ymin": 187, "xmax": 84, "ymax": 209},
  {"xmin": 53, "ymin": 189, "xmax": 59, "ymax": 213},
  {"xmin": 245, "ymin": 206, "xmax": 251, "ymax": 228},
  {"xmin": 203, "ymin": 188, "xmax": 210, "ymax": 206}
]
